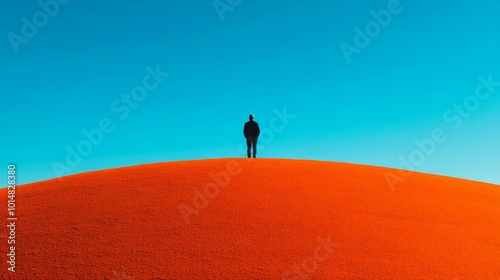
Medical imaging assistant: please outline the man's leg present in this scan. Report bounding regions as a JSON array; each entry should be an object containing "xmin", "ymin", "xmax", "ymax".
[
  {"xmin": 252, "ymin": 137, "xmax": 258, "ymax": 158},
  {"xmin": 246, "ymin": 138, "xmax": 251, "ymax": 158}
]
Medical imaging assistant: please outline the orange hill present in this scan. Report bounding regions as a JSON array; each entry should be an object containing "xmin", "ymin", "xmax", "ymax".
[{"xmin": 1, "ymin": 159, "xmax": 499, "ymax": 279}]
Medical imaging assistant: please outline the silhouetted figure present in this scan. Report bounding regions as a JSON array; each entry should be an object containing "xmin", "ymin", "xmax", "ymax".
[{"xmin": 243, "ymin": 114, "xmax": 260, "ymax": 158}]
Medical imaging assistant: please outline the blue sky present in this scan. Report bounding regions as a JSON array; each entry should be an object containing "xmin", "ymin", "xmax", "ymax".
[{"xmin": 1, "ymin": 0, "xmax": 499, "ymax": 185}]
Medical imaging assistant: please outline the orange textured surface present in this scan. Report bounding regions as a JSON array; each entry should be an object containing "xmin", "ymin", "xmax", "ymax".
[{"xmin": 1, "ymin": 158, "xmax": 499, "ymax": 279}]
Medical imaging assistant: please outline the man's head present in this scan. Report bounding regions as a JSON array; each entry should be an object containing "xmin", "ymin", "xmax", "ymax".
[{"xmin": 249, "ymin": 114, "xmax": 254, "ymax": 120}]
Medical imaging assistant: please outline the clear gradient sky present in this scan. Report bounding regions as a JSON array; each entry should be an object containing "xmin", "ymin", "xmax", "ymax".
[{"xmin": 1, "ymin": 0, "xmax": 499, "ymax": 185}]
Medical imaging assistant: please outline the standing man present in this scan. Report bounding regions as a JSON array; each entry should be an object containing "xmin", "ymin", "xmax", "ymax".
[{"xmin": 243, "ymin": 114, "xmax": 260, "ymax": 158}]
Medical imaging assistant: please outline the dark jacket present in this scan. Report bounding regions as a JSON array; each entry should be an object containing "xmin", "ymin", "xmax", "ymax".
[{"xmin": 244, "ymin": 120, "xmax": 260, "ymax": 138}]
